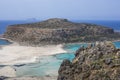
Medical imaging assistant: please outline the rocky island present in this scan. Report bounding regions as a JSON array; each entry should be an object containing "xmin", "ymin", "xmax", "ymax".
[
  {"xmin": 58, "ymin": 41, "xmax": 120, "ymax": 80},
  {"xmin": 3, "ymin": 18, "xmax": 120, "ymax": 45}
]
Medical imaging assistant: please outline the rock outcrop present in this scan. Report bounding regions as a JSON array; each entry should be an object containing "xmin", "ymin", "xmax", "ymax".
[
  {"xmin": 3, "ymin": 18, "xmax": 120, "ymax": 45},
  {"xmin": 58, "ymin": 41, "xmax": 120, "ymax": 80}
]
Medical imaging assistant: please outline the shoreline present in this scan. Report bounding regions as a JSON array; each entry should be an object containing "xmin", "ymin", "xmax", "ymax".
[
  {"xmin": 0, "ymin": 37, "xmax": 120, "ymax": 46},
  {"xmin": 0, "ymin": 43, "xmax": 66, "ymax": 78},
  {"xmin": 0, "ymin": 42, "xmax": 67, "ymax": 65},
  {"xmin": 0, "ymin": 34, "xmax": 17, "ymax": 44},
  {"xmin": 0, "ymin": 38, "xmax": 14, "ymax": 44},
  {"xmin": 4, "ymin": 76, "xmax": 57, "ymax": 80}
]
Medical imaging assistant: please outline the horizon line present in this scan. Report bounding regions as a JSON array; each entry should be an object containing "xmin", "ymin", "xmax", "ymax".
[{"xmin": 0, "ymin": 18, "xmax": 120, "ymax": 21}]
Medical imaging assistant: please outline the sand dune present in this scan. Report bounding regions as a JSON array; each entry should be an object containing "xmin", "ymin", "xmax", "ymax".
[{"xmin": 0, "ymin": 44, "xmax": 66, "ymax": 65}]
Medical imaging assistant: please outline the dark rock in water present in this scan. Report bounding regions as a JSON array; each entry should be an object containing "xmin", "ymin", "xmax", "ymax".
[
  {"xmin": 14, "ymin": 64, "xmax": 26, "ymax": 67},
  {"xmin": 58, "ymin": 41, "xmax": 120, "ymax": 80},
  {"xmin": 3, "ymin": 18, "xmax": 120, "ymax": 45}
]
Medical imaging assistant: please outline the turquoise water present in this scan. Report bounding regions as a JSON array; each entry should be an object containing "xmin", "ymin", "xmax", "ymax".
[
  {"xmin": 15, "ymin": 53, "xmax": 75, "ymax": 77},
  {"xmin": 15, "ymin": 56, "xmax": 62, "ymax": 76},
  {"xmin": 64, "ymin": 43, "xmax": 88, "ymax": 52},
  {"xmin": 113, "ymin": 41, "xmax": 120, "ymax": 48},
  {"xmin": 15, "ymin": 43, "xmax": 88, "ymax": 77}
]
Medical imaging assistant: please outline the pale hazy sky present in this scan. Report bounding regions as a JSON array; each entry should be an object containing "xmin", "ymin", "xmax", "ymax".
[{"xmin": 0, "ymin": 0, "xmax": 120, "ymax": 20}]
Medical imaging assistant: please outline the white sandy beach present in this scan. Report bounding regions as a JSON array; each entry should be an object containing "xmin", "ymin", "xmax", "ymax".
[{"xmin": 0, "ymin": 43, "xmax": 66, "ymax": 65}]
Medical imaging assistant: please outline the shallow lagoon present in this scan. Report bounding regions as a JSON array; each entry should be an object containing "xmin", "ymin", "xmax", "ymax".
[
  {"xmin": 15, "ymin": 53, "xmax": 75, "ymax": 77},
  {"xmin": 15, "ymin": 43, "xmax": 87, "ymax": 77}
]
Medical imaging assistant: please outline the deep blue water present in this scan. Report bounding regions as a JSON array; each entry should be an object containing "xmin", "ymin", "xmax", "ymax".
[{"xmin": 0, "ymin": 39, "xmax": 11, "ymax": 45}]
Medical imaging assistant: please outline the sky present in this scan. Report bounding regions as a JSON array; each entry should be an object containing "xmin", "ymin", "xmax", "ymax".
[{"xmin": 0, "ymin": 0, "xmax": 120, "ymax": 20}]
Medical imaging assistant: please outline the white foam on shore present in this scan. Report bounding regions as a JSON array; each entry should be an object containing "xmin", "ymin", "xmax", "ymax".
[{"xmin": 0, "ymin": 44, "xmax": 66, "ymax": 65}]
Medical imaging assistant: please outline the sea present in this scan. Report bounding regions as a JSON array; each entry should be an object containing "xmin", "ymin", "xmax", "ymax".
[{"xmin": 0, "ymin": 20, "xmax": 120, "ymax": 77}]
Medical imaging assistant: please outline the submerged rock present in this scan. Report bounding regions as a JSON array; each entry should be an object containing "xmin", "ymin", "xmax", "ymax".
[{"xmin": 58, "ymin": 41, "xmax": 120, "ymax": 80}]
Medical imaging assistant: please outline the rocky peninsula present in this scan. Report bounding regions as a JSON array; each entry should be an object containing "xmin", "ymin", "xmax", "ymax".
[
  {"xmin": 58, "ymin": 41, "xmax": 120, "ymax": 80},
  {"xmin": 3, "ymin": 18, "xmax": 120, "ymax": 45}
]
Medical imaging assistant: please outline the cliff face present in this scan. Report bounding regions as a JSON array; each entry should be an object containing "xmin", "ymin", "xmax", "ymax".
[
  {"xmin": 58, "ymin": 41, "xmax": 120, "ymax": 80},
  {"xmin": 3, "ymin": 18, "xmax": 119, "ymax": 45}
]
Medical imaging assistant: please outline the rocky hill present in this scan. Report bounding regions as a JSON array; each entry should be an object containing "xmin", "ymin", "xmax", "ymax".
[
  {"xmin": 3, "ymin": 18, "xmax": 120, "ymax": 45},
  {"xmin": 58, "ymin": 41, "xmax": 120, "ymax": 80}
]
